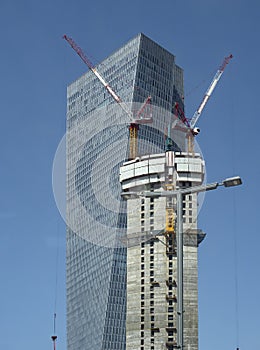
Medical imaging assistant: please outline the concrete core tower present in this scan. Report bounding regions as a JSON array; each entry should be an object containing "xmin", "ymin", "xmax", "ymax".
[{"xmin": 120, "ymin": 151, "xmax": 205, "ymax": 350}]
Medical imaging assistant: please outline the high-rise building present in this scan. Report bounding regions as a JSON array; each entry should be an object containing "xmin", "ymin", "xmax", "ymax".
[{"xmin": 66, "ymin": 33, "xmax": 185, "ymax": 350}]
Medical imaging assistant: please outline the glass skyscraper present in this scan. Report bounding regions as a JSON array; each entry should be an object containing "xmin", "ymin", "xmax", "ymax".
[{"xmin": 66, "ymin": 33, "xmax": 184, "ymax": 350}]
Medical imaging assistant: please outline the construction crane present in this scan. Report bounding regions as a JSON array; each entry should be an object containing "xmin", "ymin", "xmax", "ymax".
[
  {"xmin": 63, "ymin": 34, "xmax": 152, "ymax": 160},
  {"xmin": 174, "ymin": 54, "xmax": 233, "ymax": 152},
  {"xmin": 163, "ymin": 54, "xmax": 233, "ymax": 255}
]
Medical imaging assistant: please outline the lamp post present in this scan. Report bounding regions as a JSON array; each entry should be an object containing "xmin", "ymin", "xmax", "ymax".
[{"xmin": 141, "ymin": 176, "xmax": 242, "ymax": 350}]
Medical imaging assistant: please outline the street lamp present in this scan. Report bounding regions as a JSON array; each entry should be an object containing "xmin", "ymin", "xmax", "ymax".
[{"xmin": 141, "ymin": 176, "xmax": 242, "ymax": 350}]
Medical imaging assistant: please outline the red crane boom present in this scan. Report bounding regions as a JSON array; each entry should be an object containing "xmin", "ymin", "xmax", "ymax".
[{"xmin": 63, "ymin": 34, "xmax": 153, "ymax": 159}]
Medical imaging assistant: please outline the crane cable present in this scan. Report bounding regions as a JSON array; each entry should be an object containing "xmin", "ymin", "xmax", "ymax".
[
  {"xmin": 51, "ymin": 48, "xmax": 68, "ymax": 349},
  {"xmin": 51, "ymin": 219, "xmax": 61, "ymax": 349},
  {"xmin": 184, "ymin": 68, "xmax": 217, "ymax": 99},
  {"xmin": 51, "ymin": 313, "xmax": 57, "ymax": 350}
]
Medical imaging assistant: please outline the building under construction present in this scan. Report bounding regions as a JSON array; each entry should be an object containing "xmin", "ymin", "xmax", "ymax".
[
  {"xmin": 120, "ymin": 151, "xmax": 205, "ymax": 350},
  {"xmin": 64, "ymin": 33, "xmax": 231, "ymax": 350}
]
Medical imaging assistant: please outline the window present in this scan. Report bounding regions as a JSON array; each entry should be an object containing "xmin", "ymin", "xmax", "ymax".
[
  {"xmin": 150, "ymin": 293, "xmax": 154, "ymax": 298},
  {"xmin": 150, "ymin": 300, "xmax": 154, "ymax": 306},
  {"xmin": 141, "ymin": 205, "xmax": 145, "ymax": 211},
  {"xmin": 150, "ymin": 204, "xmax": 154, "ymax": 210},
  {"xmin": 150, "ymin": 226, "xmax": 154, "ymax": 231},
  {"xmin": 150, "ymin": 263, "xmax": 154, "ymax": 269},
  {"xmin": 141, "ymin": 264, "xmax": 145, "ymax": 270},
  {"xmin": 150, "ymin": 248, "xmax": 154, "ymax": 254},
  {"xmin": 141, "ymin": 213, "xmax": 145, "ymax": 219},
  {"xmin": 150, "ymin": 270, "xmax": 154, "ymax": 276},
  {"xmin": 141, "ymin": 272, "xmax": 145, "ymax": 277},
  {"xmin": 150, "ymin": 308, "xmax": 154, "ymax": 314}
]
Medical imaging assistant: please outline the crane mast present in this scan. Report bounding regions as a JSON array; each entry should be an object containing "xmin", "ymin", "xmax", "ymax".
[
  {"xmin": 63, "ymin": 34, "xmax": 152, "ymax": 159},
  {"xmin": 190, "ymin": 54, "xmax": 233, "ymax": 129}
]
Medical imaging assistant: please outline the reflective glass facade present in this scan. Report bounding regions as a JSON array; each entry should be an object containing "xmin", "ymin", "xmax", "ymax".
[{"xmin": 66, "ymin": 33, "xmax": 184, "ymax": 350}]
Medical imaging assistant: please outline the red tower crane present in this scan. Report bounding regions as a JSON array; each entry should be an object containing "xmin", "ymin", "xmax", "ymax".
[{"xmin": 63, "ymin": 35, "xmax": 152, "ymax": 160}]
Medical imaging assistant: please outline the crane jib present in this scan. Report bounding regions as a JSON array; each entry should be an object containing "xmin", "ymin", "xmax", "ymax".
[{"xmin": 190, "ymin": 55, "xmax": 232, "ymax": 129}]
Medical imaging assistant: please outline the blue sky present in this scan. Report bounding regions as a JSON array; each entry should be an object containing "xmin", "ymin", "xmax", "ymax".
[{"xmin": 0, "ymin": 0, "xmax": 259, "ymax": 349}]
